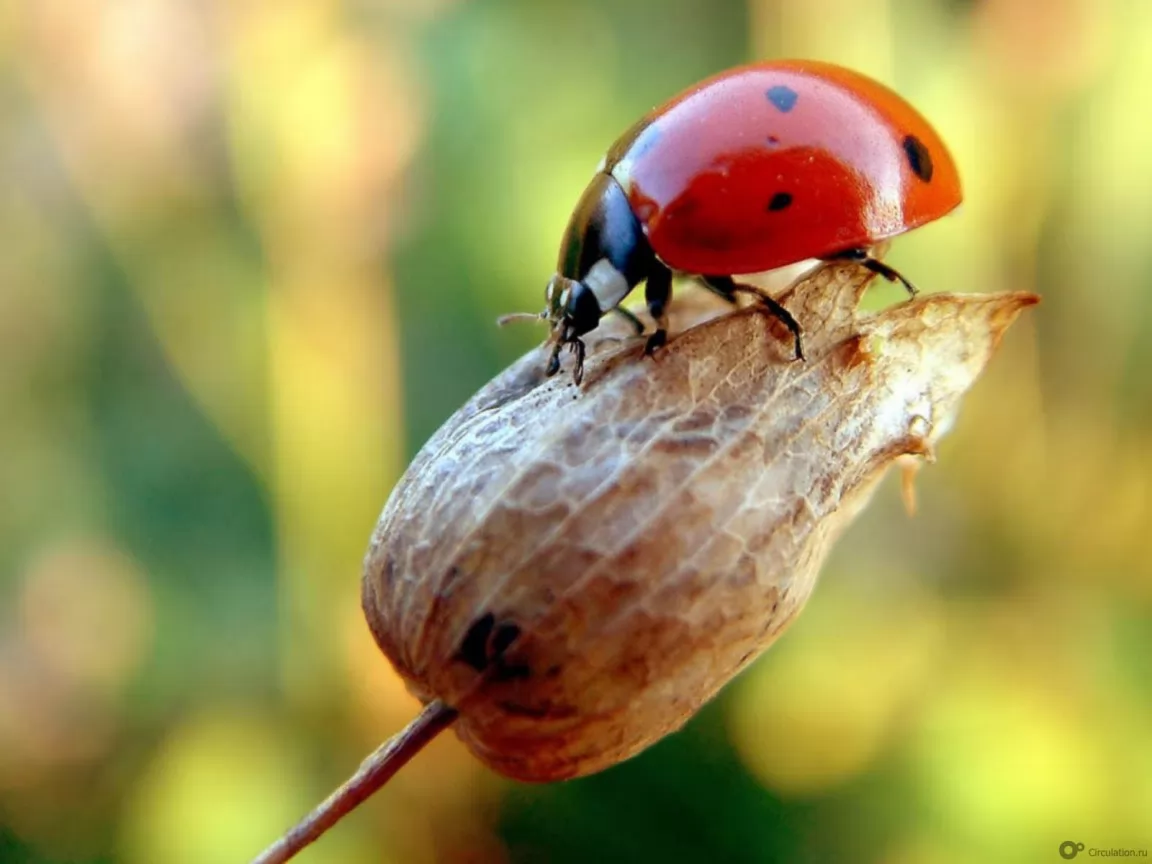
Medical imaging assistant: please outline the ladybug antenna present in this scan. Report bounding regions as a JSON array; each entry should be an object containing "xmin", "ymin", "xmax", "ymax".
[
  {"xmin": 496, "ymin": 310, "xmax": 548, "ymax": 327},
  {"xmin": 498, "ymin": 275, "xmax": 572, "ymax": 328}
]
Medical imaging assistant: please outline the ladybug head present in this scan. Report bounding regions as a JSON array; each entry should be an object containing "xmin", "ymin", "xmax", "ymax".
[
  {"xmin": 547, "ymin": 274, "xmax": 603, "ymax": 339},
  {"xmin": 543, "ymin": 274, "xmax": 569, "ymax": 323},
  {"xmin": 541, "ymin": 274, "xmax": 594, "ymax": 378},
  {"xmin": 498, "ymin": 273, "xmax": 594, "ymax": 343},
  {"xmin": 497, "ymin": 273, "xmax": 598, "ymax": 381}
]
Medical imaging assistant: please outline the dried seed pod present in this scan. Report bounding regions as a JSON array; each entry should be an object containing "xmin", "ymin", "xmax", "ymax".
[{"xmin": 362, "ymin": 263, "xmax": 1037, "ymax": 782}]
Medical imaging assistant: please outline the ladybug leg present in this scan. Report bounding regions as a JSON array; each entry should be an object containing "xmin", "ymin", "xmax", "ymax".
[
  {"xmin": 545, "ymin": 340, "xmax": 564, "ymax": 378},
  {"xmin": 702, "ymin": 276, "xmax": 805, "ymax": 361},
  {"xmin": 548, "ymin": 319, "xmax": 587, "ymax": 384},
  {"xmin": 833, "ymin": 249, "xmax": 919, "ymax": 297},
  {"xmin": 868, "ymin": 258, "xmax": 919, "ymax": 297},
  {"xmin": 643, "ymin": 262, "xmax": 673, "ymax": 355},
  {"xmin": 570, "ymin": 338, "xmax": 587, "ymax": 386},
  {"xmin": 610, "ymin": 305, "xmax": 645, "ymax": 335}
]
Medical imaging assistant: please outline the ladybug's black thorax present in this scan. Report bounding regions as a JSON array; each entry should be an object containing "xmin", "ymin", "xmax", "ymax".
[{"xmin": 558, "ymin": 173, "xmax": 653, "ymax": 288}]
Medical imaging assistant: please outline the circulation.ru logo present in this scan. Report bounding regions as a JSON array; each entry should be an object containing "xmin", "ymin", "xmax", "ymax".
[{"xmin": 1059, "ymin": 840, "xmax": 1149, "ymax": 859}]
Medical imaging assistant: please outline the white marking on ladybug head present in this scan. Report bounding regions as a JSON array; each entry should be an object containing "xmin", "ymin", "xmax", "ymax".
[
  {"xmin": 544, "ymin": 274, "xmax": 582, "ymax": 329},
  {"xmin": 544, "ymin": 275, "xmax": 565, "ymax": 321}
]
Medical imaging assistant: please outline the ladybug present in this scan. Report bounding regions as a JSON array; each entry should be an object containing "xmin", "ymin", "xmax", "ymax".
[{"xmin": 502, "ymin": 59, "xmax": 962, "ymax": 384}]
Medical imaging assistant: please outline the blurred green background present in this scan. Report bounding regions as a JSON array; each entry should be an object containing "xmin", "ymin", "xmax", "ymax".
[{"xmin": 1, "ymin": 0, "xmax": 1149, "ymax": 862}]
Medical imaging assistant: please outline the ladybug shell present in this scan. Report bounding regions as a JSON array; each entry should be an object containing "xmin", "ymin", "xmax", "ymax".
[{"xmin": 603, "ymin": 59, "xmax": 962, "ymax": 277}]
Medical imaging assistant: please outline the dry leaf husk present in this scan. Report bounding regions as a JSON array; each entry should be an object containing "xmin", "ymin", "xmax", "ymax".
[{"xmin": 362, "ymin": 262, "xmax": 1038, "ymax": 781}]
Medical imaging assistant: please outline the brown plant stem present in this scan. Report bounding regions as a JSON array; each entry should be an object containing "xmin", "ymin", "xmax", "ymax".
[{"xmin": 250, "ymin": 699, "xmax": 459, "ymax": 864}]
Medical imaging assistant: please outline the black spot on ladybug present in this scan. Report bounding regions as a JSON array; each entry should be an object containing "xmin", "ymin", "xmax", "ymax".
[
  {"xmin": 766, "ymin": 134, "xmax": 781, "ymax": 145},
  {"xmin": 457, "ymin": 612, "xmax": 495, "ymax": 671},
  {"xmin": 903, "ymin": 134, "xmax": 933, "ymax": 182},
  {"xmin": 766, "ymin": 85, "xmax": 799, "ymax": 113},
  {"xmin": 492, "ymin": 622, "xmax": 521, "ymax": 656},
  {"xmin": 766, "ymin": 192, "xmax": 793, "ymax": 211}
]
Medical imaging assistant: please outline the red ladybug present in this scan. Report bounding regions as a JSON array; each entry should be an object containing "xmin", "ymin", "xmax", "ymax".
[{"xmin": 503, "ymin": 59, "xmax": 962, "ymax": 383}]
